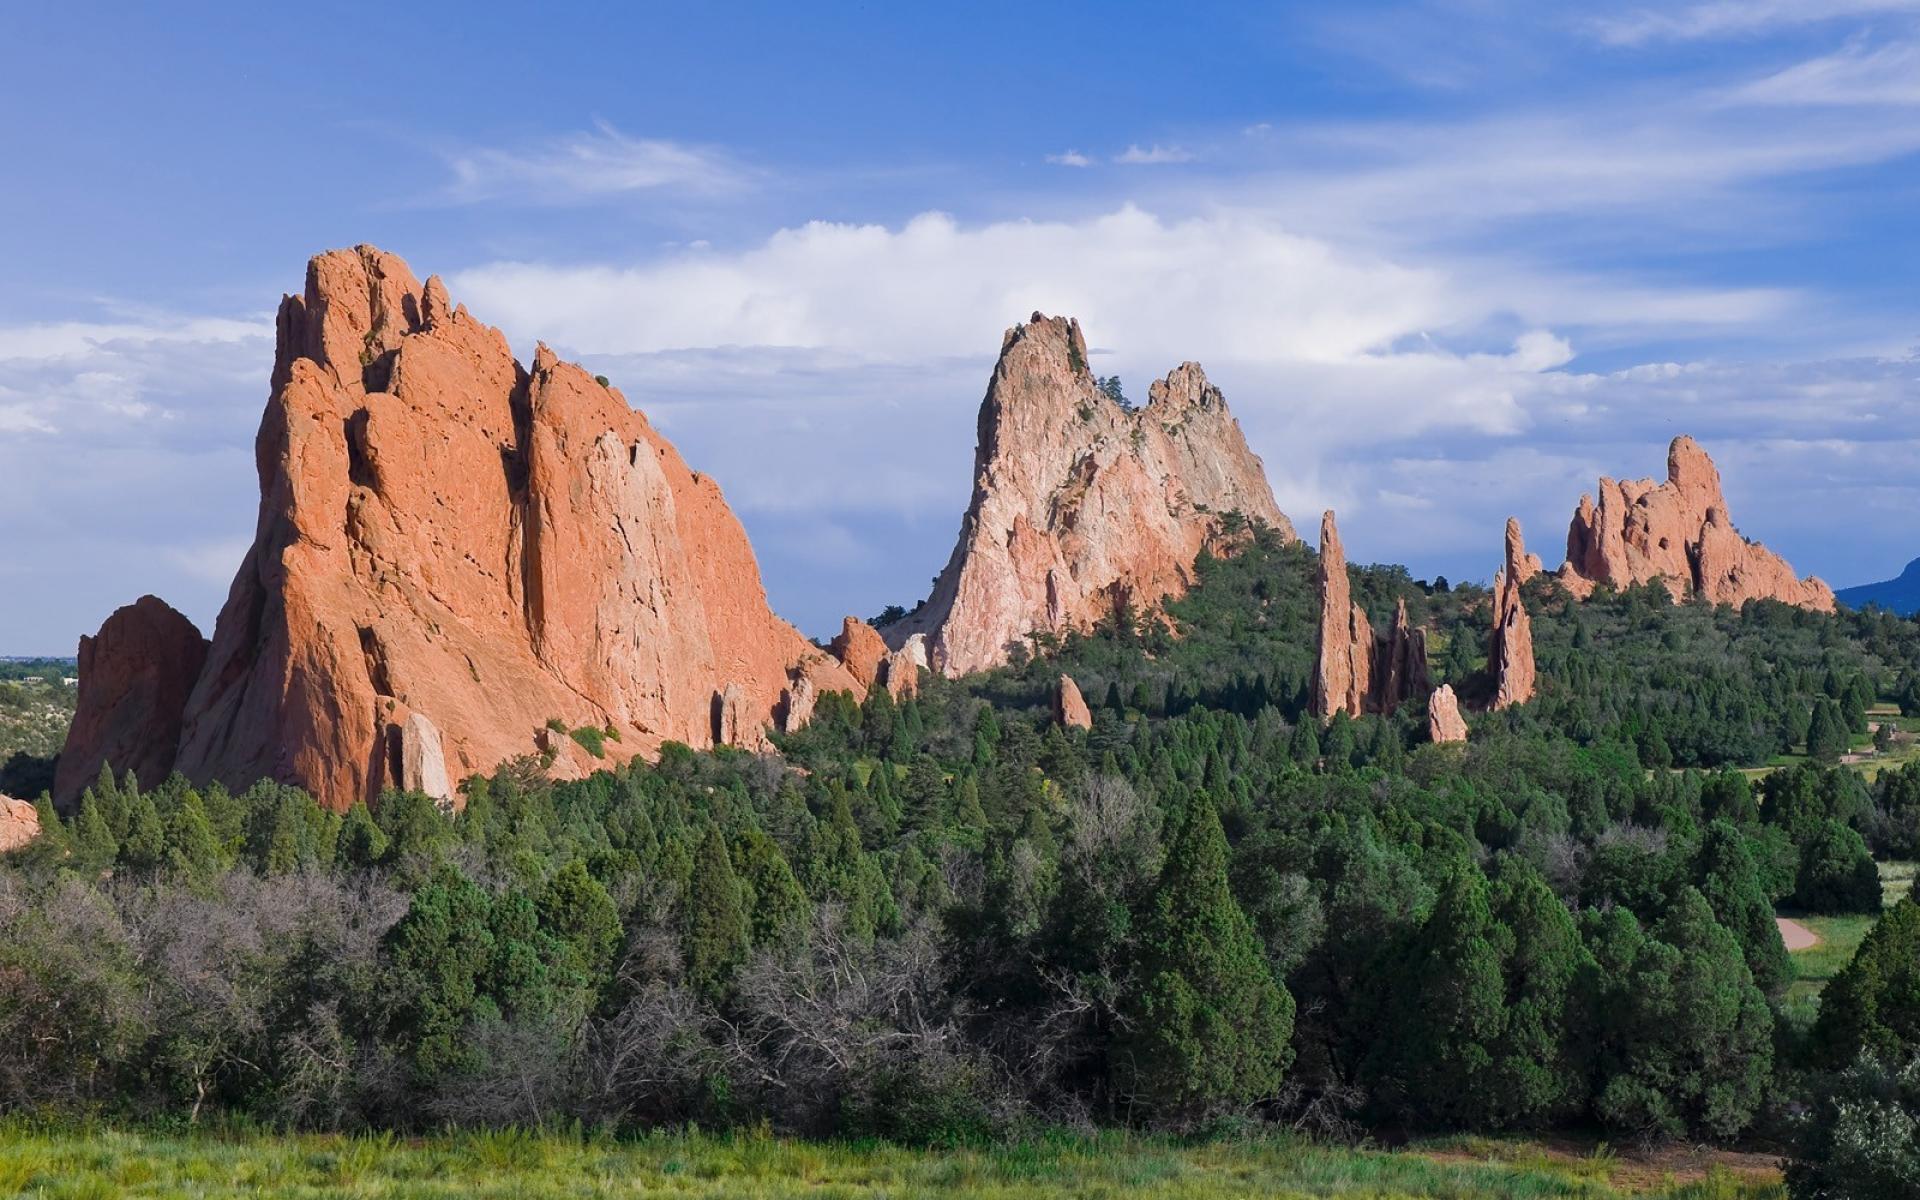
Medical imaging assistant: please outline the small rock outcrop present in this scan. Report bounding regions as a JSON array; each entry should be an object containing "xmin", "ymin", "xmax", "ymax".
[
  {"xmin": 1054, "ymin": 674, "xmax": 1093, "ymax": 729},
  {"xmin": 1557, "ymin": 436, "xmax": 1833, "ymax": 611},
  {"xmin": 1490, "ymin": 518, "xmax": 1538, "ymax": 710},
  {"xmin": 1428, "ymin": 685, "xmax": 1468, "ymax": 744},
  {"xmin": 54, "ymin": 596, "xmax": 209, "ymax": 808},
  {"xmin": 0, "ymin": 795, "xmax": 39, "ymax": 853},
  {"xmin": 829, "ymin": 617, "xmax": 889, "ymax": 690},
  {"xmin": 62, "ymin": 245, "xmax": 856, "ymax": 811},
  {"xmin": 1311, "ymin": 511, "xmax": 1433, "ymax": 719},
  {"xmin": 882, "ymin": 647, "xmax": 921, "ymax": 700},
  {"xmin": 888, "ymin": 315, "xmax": 1292, "ymax": 676}
]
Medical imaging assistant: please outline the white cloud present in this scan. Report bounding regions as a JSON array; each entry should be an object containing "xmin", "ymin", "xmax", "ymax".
[
  {"xmin": 1114, "ymin": 143, "xmax": 1194, "ymax": 165},
  {"xmin": 440, "ymin": 120, "xmax": 749, "ymax": 204},
  {"xmin": 1589, "ymin": 0, "xmax": 1920, "ymax": 46},
  {"xmin": 1046, "ymin": 149, "xmax": 1093, "ymax": 167},
  {"xmin": 1731, "ymin": 38, "xmax": 1920, "ymax": 104}
]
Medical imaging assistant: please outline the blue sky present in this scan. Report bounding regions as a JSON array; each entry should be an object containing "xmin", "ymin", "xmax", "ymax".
[{"xmin": 4, "ymin": 1, "xmax": 1920, "ymax": 651}]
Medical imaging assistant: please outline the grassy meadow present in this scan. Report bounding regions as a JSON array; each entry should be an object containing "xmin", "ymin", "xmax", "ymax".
[{"xmin": 0, "ymin": 1124, "xmax": 1788, "ymax": 1200}]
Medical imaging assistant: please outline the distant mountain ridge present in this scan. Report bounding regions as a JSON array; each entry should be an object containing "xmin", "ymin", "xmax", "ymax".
[{"xmin": 1837, "ymin": 558, "xmax": 1920, "ymax": 614}]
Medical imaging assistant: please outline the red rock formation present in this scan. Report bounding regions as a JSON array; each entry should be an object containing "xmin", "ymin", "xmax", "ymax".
[
  {"xmin": 1312, "ymin": 511, "xmax": 1374, "ymax": 718},
  {"xmin": 0, "ymin": 795, "xmax": 39, "ymax": 853},
  {"xmin": 1490, "ymin": 518, "xmax": 1538, "ymax": 710},
  {"xmin": 882, "ymin": 646, "xmax": 920, "ymax": 700},
  {"xmin": 1312, "ymin": 512, "xmax": 1437, "ymax": 719},
  {"xmin": 1557, "ymin": 436, "xmax": 1833, "ymax": 611},
  {"xmin": 63, "ymin": 244, "xmax": 859, "ymax": 811},
  {"xmin": 1374, "ymin": 598, "xmax": 1431, "ymax": 713},
  {"xmin": 829, "ymin": 616, "xmax": 889, "ymax": 690},
  {"xmin": 1428, "ymin": 685, "xmax": 1468, "ymax": 744},
  {"xmin": 53, "ymin": 596, "xmax": 209, "ymax": 807},
  {"xmin": 889, "ymin": 315, "xmax": 1291, "ymax": 676},
  {"xmin": 1054, "ymin": 673, "xmax": 1093, "ymax": 729}
]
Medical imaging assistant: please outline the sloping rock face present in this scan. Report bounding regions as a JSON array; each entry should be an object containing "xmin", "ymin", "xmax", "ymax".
[
  {"xmin": 1558, "ymin": 436, "xmax": 1833, "ymax": 611},
  {"xmin": 889, "ymin": 315, "xmax": 1292, "ymax": 676},
  {"xmin": 70, "ymin": 245, "xmax": 857, "ymax": 811},
  {"xmin": 54, "ymin": 596, "xmax": 209, "ymax": 807},
  {"xmin": 1428, "ymin": 685, "xmax": 1468, "ymax": 744},
  {"xmin": 1054, "ymin": 673, "xmax": 1093, "ymax": 729},
  {"xmin": 0, "ymin": 795, "xmax": 39, "ymax": 853},
  {"xmin": 1490, "ymin": 518, "xmax": 1538, "ymax": 710}
]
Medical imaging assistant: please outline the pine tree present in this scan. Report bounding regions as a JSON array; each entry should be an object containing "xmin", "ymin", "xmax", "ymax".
[
  {"xmin": 683, "ymin": 825, "xmax": 751, "ymax": 998},
  {"xmin": 1119, "ymin": 797, "xmax": 1294, "ymax": 1119},
  {"xmin": 1814, "ymin": 898, "xmax": 1920, "ymax": 1063},
  {"xmin": 163, "ymin": 793, "xmax": 224, "ymax": 884},
  {"xmin": 1693, "ymin": 819, "xmax": 1791, "ymax": 993}
]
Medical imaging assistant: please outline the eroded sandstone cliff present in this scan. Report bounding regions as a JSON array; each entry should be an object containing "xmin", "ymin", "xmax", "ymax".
[
  {"xmin": 1557, "ymin": 436, "xmax": 1833, "ymax": 611},
  {"xmin": 888, "ymin": 314, "xmax": 1291, "ymax": 676},
  {"xmin": 61, "ymin": 245, "xmax": 858, "ymax": 811}
]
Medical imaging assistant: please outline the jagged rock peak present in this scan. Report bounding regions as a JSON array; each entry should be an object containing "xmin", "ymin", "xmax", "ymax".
[
  {"xmin": 887, "ymin": 313, "xmax": 1292, "ymax": 677},
  {"xmin": 64, "ymin": 245, "xmax": 857, "ymax": 811},
  {"xmin": 1490, "ymin": 518, "xmax": 1538, "ymax": 710},
  {"xmin": 53, "ymin": 596, "xmax": 209, "ymax": 808},
  {"xmin": 1557, "ymin": 435, "xmax": 1833, "ymax": 611}
]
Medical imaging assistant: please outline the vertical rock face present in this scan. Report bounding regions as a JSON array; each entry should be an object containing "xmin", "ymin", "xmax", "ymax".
[
  {"xmin": 69, "ymin": 245, "xmax": 855, "ymax": 811},
  {"xmin": 1490, "ymin": 518, "xmax": 1538, "ymax": 710},
  {"xmin": 54, "ymin": 596, "xmax": 209, "ymax": 807},
  {"xmin": 1054, "ymin": 673, "xmax": 1093, "ymax": 729},
  {"xmin": 1312, "ymin": 511, "xmax": 1367, "ymax": 718},
  {"xmin": 398, "ymin": 712, "xmax": 452, "ymax": 806},
  {"xmin": 1312, "ymin": 512, "xmax": 1435, "ymax": 719},
  {"xmin": 889, "ymin": 315, "xmax": 1291, "ymax": 676},
  {"xmin": 1557, "ymin": 435, "xmax": 1833, "ymax": 611},
  {"xmin": 0, "ymin": 795, "xmax": 39, "ymax": 853},
  {"xmin": 1428, "ymin": 685, "xmax": 1468, "ymax": 744}
]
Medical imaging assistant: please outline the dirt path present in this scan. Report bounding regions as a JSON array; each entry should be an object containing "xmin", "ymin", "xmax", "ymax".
[{"xmin": 1778, "ymin": 916, "xmax": 1820, "ymax": 951}]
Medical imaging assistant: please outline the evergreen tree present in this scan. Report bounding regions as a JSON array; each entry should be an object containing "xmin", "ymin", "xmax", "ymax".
[
  {"xmin": 1586, "ymin": 889, "xmax": 1773, "ymax": 1140},
  {"xmin": 1693, "ymin": 819, "xmax": 1791, "ymax": 993},
  {"xmin": 683, "ymin": 825, "xmax": 751, "ymax": 998},
  {"xmin": 1118, "ymin": 797, "xmax": 1294, "ymax": 1119},
  {"xmin": 1815, "ymin": 899, "xmax": 1920, "ymax": 1063},
  {"xmin": 162, "ymin": 793, "xmax": 224, "ymax": 884}
]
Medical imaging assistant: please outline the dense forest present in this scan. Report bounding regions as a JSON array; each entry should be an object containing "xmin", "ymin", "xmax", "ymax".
[{"xmin": 5, "ymin": 529, "xmax": 1919, "ymax": 1196}]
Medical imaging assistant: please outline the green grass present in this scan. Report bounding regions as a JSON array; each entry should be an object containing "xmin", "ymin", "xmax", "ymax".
[{"xmin": 0, "ymin": 1124, "xmax": 1785, "ymax": 1199}]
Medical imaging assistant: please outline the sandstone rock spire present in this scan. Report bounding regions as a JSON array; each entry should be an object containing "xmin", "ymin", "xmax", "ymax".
[
  {"xmin": 1312, "ymin": 510, "xmax": 1374, "ymax": 718},
  {"xmin": 1557, "ymin": 435, "xmax": 1833, "ymax": 611},
  {"xmin": 886, "ymin": 314, "xmax": 1291, "ymax": 677},
  {"xmin": 1490, "ymin": 518, "xmax": 1538, "ymax": 710},
  {"xmin": 61, "ymin": 245, "xmax": 858, "ymax": 810}
]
